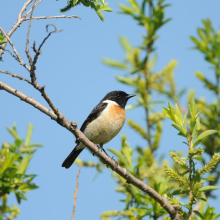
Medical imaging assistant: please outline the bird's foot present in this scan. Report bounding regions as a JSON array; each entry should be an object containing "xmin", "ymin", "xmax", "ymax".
[
  {"xmin": 93, "ymin": 144, "xmax": 102, "ymax": 156},
  {"xmin": 111, "ymin": 156, "xmax": 118, "ymax": 170},
  {"xmin": 99, "ymin": 145, "xmax": 110, "ymax": 157}
]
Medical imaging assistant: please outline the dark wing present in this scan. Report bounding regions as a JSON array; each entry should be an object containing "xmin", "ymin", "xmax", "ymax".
[{"xmin": 80, "ymin": 102, "xmax": 108, "ymax": 133}]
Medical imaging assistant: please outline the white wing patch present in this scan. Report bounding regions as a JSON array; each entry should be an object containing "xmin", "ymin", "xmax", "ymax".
[{"xmin": 103, "ymin": 100, "xmax": 119, "ymax": 106}]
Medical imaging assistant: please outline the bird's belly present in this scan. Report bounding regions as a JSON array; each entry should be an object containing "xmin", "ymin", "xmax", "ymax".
[{"xmin": 83, "ymin": 104, "xmax": 126, "ymax": 145}]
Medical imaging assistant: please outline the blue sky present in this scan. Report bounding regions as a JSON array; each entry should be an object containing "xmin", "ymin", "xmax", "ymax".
[{"xmin": 1, "ymin": 0, "xmax": 220, "ymax": 219}]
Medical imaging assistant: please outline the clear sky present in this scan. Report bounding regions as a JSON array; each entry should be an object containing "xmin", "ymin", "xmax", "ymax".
[{"xmin": 1, "ymin": 0, "xmax": 220, "ymax": 219}]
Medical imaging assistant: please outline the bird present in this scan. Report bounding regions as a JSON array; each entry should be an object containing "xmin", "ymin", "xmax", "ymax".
[{"xmin": 62, "ymin": 90, "xmax": 135, "ymax": 169}]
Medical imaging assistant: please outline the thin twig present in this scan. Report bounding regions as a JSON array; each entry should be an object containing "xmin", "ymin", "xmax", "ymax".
[
  {"xmin": 0, "ymin": 70, "xmax": 31, "ymax": 84},
  {"xmin": 0, "ymin": 80, "xmax": 181, "ymax": 220},
  {"xmin": 0, "ymin": 81, "xmax": 57, "ymax": 120},
  {"xmin": 0, "ymin": 0, "xmax": 80, "ymax": 59},
  {"xmin": 0, "ymin": 27, "xmax": 30, "ymax": 71},
  {"xmin": 72, "ymin": 163, "xmax": 82, "ymax": 220},
  {"xmin": 25, "ymin": 15, "xmax": 81, "ymax": 20},
  {"xmin": 25, "ymin": 0, "xmax": 36, "ymax": 66},
  {"xmin": 29, "ymin": 24, "xmax": 63, "ymax": 99},
  {"xmin": 0, "ymin": 46, "xmax": 20, "ymax": 62},
  {"xmin": 24, "ymin": 0, "xmax": 43, "ymax": 17},
  {"xmin": 18, "ymin": 0, "xmax": 33, "ymax": 19},
  {"xmin": 39, "ymin": 24, "xmax": 63, "ymax": 51}
]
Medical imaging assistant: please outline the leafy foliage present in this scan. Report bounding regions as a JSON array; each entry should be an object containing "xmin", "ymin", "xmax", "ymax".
[
  {"xmin": 0, "ymin": 123, "xmax": 42, "ymax": 220},
  {"xmin": 58, "ymin": 0, "xmax": 113, "ymax": 21},
  {"xmin": 163, "ymin": 101, "xmax": 220, "ymax": 219},
  {"xmin": 188, "ymin": 18, "xmax": 220, "ymax": 200}
]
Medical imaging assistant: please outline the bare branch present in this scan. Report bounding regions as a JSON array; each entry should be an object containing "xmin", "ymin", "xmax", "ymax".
[
  {"xmin": 0, "ymin": 80, "xmax": 181, "ymax": 220},
  {"xmin": 72, "ymin": 163, "xmax": 82, "ymax": 220},
  {"xmin": 0, "ymin": 0, "xmax": 79, "ymax": 58},
  {"xmin": 25, "ymin": 15, "xmax": 81, "ymax": 20},
  {"xmin": 0, "ymin": 27, "xmax": 30, "ymax": 70},
  {"xmin": 25, "ymin": 0, "xmax": 36, "ymax": 66},
  {"xmin": 40, "ymin": 24, "xmax": 63, "ymax": 51},
  {"xmin": 18, "ymin": 0, "xmax": 33, "ymax": 19},
  {"xmin": 0, "ymin": 46, "xmax": 21, "ymax": 62},
  {"xmin": 0, "ymin": 80, "xmax": 57, "ymax": 120},
  {"xmin": 24, "ymin": 0, "xmax": 43, "ymax": 17},
  {"xmin": 29, "ymin": 24, "xmax": 62, "ymax": 89},
  {"xmin": 0, "ymin": 70, "xmax": 31, "ymax": 84}
]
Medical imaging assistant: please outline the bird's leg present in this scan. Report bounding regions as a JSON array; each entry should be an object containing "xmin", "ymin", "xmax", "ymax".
[
  {"xmin": 93, "ymin": 144, "xmax": 102, "ymax": 156},
  {"xmin": 99, "ymin": 144, "xmax": 110, "ymax": 157},
  {"xmin": 111, "ymin": 156, "xmax": 118, "ymax": 170}
]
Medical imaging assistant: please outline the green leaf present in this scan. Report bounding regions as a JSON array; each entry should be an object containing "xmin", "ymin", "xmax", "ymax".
[
  {"xmin": 172, "ymin": 189, "xmax": 189, "ymax": 195},
  {"xmin": 125, "ymin": 104, "xmax": 139, "ymax": 110},
  {"xmin": 171, "ymin": 123, "xmax": 186, "ymax": 136},
  {"xmin": 7, "ymin": 126, "xmax": 20, "ymax": 140},
  {"xmin": 25, "ymin": 123, "xmax": 33, "ymax": 146},
  {"xmin": 197, "ymin": 197, "xmax": 206, "ymax": 202},
  {"xmin": 190, "ymin": 36, "xmax": 201, "ymax": 46},
  {"xmin": 199, "ymin": 185, "xmax": 219, "ymax": 192},
  {"xmin": 189, "ymin": 99, "xmax": 196, "ymax": 120},
  {"xmin": 115, "ymin": 75, "xmax": 135, "ymax": 86},
  {"xmin": 15, "ymin": 191, "xmax": 27, "ymax": 204},
  {"xmin": 72, "ymin": 0, "xmax": 79, "ymax": 5},
  {"xmin": 17, "ymin": 154, "xmax": 33, "ymax": 174},
  {"xmin": 128, "ymin": 0, "xmax": 140, "ymax": 12},
  {"xmin": 118, "ymin": 3, "xmax": 134, "ymax": 15},
  {"xmin": 28, "ymin": 143, "xmax": 43, "ymax": 147},
  {"xmin": 102, "ymin": 58, "xmax": 128, "ymax": 69},
  {"xmin": 100, "ymin": 7, "xmax": 113, "ymax": 12},
  {"xmin": 100, "ymin": 0, "xmax": 105, "ymax": 6},
  {"xmin": 193, "ymin": 130, "xmax": 218, "ymax": 148},
  {"xmin": 95, "ymin": 9, "xmax": 104, "ymax": 21},
  {"xmin": 193, "ymin": 210, "xmax": 204, "ymax": 219},
  {"xmin": 119, "ymin": 36, "xmax": 132, "ymax": 52}
]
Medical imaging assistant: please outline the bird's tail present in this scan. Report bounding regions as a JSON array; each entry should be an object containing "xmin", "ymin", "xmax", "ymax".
[{"xmin": 62, "ymin": 144, "xmax": 84, "ymax": 169}]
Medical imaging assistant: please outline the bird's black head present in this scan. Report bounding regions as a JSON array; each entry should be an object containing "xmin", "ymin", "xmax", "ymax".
[{"xmin": 101, "ymin": 91, "xmax": 135, "ymax": 109}]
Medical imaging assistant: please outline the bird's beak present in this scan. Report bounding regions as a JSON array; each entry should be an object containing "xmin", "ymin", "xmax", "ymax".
[{"xmin": 126, "ymin": 94, "xmax": 136, "ymax": 99}]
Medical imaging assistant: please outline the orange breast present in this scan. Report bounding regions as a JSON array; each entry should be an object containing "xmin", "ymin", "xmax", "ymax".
[
  {"xmin": 83, "ymin": 104, "xmax": 126, "ymax": 145},
  {"xmin": 109, "ymin": 104, "xmax": 126, "ymax": 121}
]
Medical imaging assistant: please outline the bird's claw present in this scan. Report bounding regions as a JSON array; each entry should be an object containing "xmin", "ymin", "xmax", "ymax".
[
  {"xmin": 111, "ymin": 156, "xmax": 118, "ymax": 170},
  {"xmin": 93, "ymin": 145, "xmax": 102, "ymax": 156}
]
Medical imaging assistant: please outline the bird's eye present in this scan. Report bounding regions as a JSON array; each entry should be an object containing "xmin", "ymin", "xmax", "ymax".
[{"xmin": 117, "ymin": 94, "xmax": 120, "ymax": 98}]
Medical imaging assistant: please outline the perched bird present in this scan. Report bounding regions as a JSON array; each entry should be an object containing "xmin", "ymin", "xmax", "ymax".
[{"xmin": 62, "ymin": 91, "xmax": 135, "ymax": 169}]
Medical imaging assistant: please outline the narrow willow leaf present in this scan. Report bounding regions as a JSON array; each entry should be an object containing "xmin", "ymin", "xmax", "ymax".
[
  {"xmin": 102, "ymin": 58, "xmax": 128, "ymax": 69},
  {"xmin": 25, "ymin": 123, "xmax": 33, "ymax": 146},
  {"xmin": 193, "ymin": 210, "xmax": 204, "ymax": 219},
  {"xmin": 171, "ymin": 123, "xmax": 186, "ymax": 136},
  {"xmin": 72, "ymin": 0, "xmax": 79, "ymax": 5},
  {"xmin": 101, "ymin": 7, "xmax": 113, "ymax": 12},
  {"xmin": 6, "ymin": 126, "xmax": 20, "ymax": 140},
  {"xmin": 128, "ymin": 0, "xmax": 140, "ymax": 12},
  {"xmin": 199, "ymin": 185, "xmax": 219, "ymax": 192},
  {"xmin": 119, "ymin": 36, "xmax": 132, "ymax": 52},
  {"xmin": 172, "ymin": 189, "xmax": 189, "ymax": 195},
  {"xmin": 193, "ymin": 130, "xmax": 218, "ymax": 148},
  {"xmin": 118, "ymin": 3, "xmax": 134, "ymax": 14},
  {"xmin": 17, "ymin": 154, "xmax": 33, "ymax": 174},
  {"xmin": 95, "ymin": 9, "xmax": 104, "ymax": 21},
  {"xmin": 197, "ymin": 197, "xmax": 206, "ymax": 202},
  {"xmin": 100, "ymin": 0, "xmax": 105, "ymax": 6}
]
